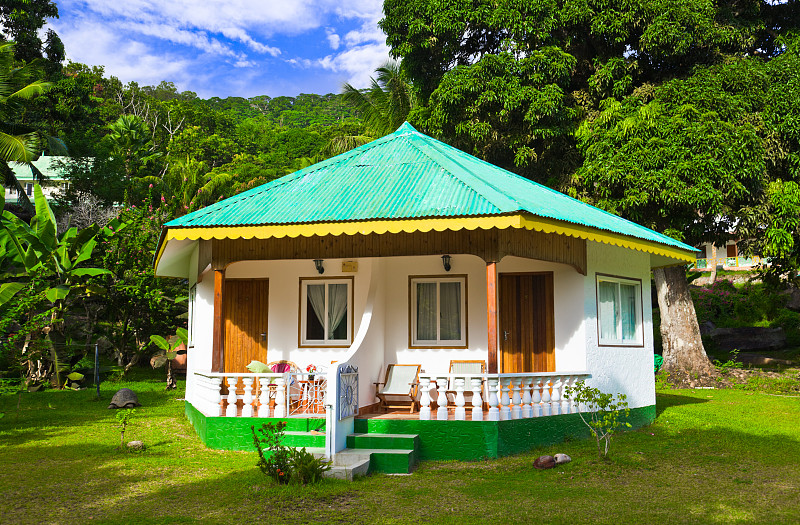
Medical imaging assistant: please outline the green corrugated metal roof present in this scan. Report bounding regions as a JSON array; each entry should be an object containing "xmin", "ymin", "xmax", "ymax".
[
  {"xmin": 165, "ymin": 123, "xmax": 694, "ymax": 252},
  {"xmin": 10, "ymin": 156, "xmax": 67, "ymax": 181}
]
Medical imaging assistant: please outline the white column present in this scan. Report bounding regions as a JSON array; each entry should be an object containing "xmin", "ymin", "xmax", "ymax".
[
  {"xmin": 258, "ymin": 378, "xmax": 271, "ymax": 417},
  {"xmin": 532, "ymin": 377, "xmax": 542, "ymax": 417},
  {"xmin": 499, "ymin": 377, "xmax": 512, "ymax": 421},
  {"xmin": 470, "ymin": 377, "xmax": 483, "ymax": 421},
  {"xmin": 419, "ymin": 377, "xmax": 432, "ymax": 421},
  {"xmin": 487, "ymin": 377, "xmax": 500, "ymax": 421},
  {"xmin": 541, "ymin": 376, "xmax": 552, "ymax": 416},
  {"xmin": 521, "ymin": 376, "xmax": 533, "ymax": 418},
  {"xmin": 241, "ymin": 377, "xmax": 254, "ymax": 417},
  {"xmin": 454, "ymin": 377, "xmax": 466, "ymax": 421},
  {"xmin": 436, "ymin": 377, "xmax": 449, "ymax": 421},
  {"xmin": 274, "ymin": 376, "xmax": 287, "ymax": 418},
  {"xmin": 510, "ymin": 378, "xmax": 522, "ymax": 419},
  {"xmin": 225, "ymin": 377, "xmax": 238, "ymax": 417},
  {"xmin": 211, "ymin": 377, "xmax": 223, "ymax": 416}
]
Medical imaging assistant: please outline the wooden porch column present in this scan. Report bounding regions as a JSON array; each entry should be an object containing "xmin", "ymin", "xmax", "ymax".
[
  {"xmin": 486, "ymin": 261, "xmax": 498, "ymax": 374},
  {"xmin": 212, "ymin": 269, "xmax": 225, "ymax": 372}
]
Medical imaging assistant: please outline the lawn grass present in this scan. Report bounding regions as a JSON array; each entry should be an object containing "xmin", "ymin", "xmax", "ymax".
[{"xmin": 1, "ymin": 370, "xmax": 799, "ymax": 524}]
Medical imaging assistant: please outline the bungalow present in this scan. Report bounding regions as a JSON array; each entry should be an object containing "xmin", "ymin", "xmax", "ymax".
[{"xmin": 154, "ymin": 123, "xmax": 695, "ymax": 474}]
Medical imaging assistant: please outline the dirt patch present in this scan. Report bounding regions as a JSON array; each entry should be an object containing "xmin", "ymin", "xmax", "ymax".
[{"xmin": 663, "ymin": 367, "xmax": 800, "ymax": 390}]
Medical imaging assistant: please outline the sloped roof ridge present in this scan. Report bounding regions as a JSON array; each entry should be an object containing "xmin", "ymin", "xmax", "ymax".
[{"xmin": 401, "ymin": 131, "xmax": 518, "ymax": 213}]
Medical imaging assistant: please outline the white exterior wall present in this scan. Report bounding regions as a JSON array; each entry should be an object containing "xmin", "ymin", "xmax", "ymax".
[
  {"xmin": 186, "ymin": 244, "xmax": 657, "ymax": 411},
  {"xmin": 583, "ymin": 241, "xmax": 656, "ymax": 409}
]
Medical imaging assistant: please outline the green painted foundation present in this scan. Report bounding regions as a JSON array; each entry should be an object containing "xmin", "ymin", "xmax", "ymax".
[
  {"xmin": 185, "ymin": 402, "xmax": 326, "ymax": 451},
  {"xmin": 185, "ymin": 402, "xmax": 655, "ymax": 460}
]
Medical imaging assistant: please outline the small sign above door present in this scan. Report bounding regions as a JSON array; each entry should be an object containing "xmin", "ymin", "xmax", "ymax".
[{"xmin": 342, "ymin": 261, "xmax": 358, "ymax": 272}]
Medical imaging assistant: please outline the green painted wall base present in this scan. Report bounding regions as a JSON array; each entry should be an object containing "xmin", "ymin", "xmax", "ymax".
[
  {"xmin": 185, "ymin": 402, "xmax": 326, "ymax": 451},
  {"xmin": 185, "ymin": 402, "xmax": 655, "ymax": 460}
]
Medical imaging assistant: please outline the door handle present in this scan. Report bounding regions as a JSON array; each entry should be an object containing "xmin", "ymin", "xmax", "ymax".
[
  {"xmin": 261, "ymin": 333, "xmax": 267, "ymax": 341},
  {"xmin": 503, "ymin": 330, "xmax": 509, "ymax": 341}
]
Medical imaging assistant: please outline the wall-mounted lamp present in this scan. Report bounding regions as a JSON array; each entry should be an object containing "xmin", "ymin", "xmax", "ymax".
[
  {"xmin": 314, "ymin": 259, "xmax": 325, "ymax": 274},
  {"xmin": 441, "ymin": 254, "xmax": 452, "ymax": 272}
]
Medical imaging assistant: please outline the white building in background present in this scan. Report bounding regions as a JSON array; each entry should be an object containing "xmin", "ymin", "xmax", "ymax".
[{"xmin": 3, "ymin": 156, "xmax": 69, "ymax": 203}]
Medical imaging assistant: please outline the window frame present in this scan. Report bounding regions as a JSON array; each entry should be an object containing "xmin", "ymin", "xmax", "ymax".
[
  {"xmin": 408, "ymin": 274, "xmax": 468, "ymax": 348},
  {"xmin": 298, "ymin": 276, "xmax": 354, "ymax": 348},
  {"xmin": 596, "ymin": 273, "xmax": 644, "ymax": 347}
]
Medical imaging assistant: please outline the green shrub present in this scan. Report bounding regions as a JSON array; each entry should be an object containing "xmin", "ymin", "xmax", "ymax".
[
  {"xmin": 290, "ymin": 447, "xmax": 332, "ymax": 484},
  {"xmin": 565, "ymin": 381, "xmax": 631, "ymax": 457},
  {"xmin": 735, "ymin": 374, "xmax": 800, "ymax": 394},
  {"xmin": 770, "ymin": 309, "xmax": 800, "ymax": 346},
  {"xmin": 252, "ymin": 422, "xmax": 330, "ymax": 485}
]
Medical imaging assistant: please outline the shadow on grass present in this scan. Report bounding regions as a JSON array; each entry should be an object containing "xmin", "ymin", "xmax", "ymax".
[{"xmin": 655, "ymin": 392, "xmax": 708, "ymax": 417}]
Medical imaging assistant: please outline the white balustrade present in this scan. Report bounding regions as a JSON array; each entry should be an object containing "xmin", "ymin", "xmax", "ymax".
[
  {"xmin": 510, "ymin": 378, "xmax": 522, "ymax": 419},
  {"xmin": 419, "ymin": 376, "xmax": 432, "ymax": 420},
  {"xmin": 561, "ymin": 375, "xmax": 574, "ymax": 414},
  {"xmin": 499, "ymin": 378, "xmax": 512, "ymax": 421},
  {"xmin": 470, "ymin": 377, "xmax": 483, "ymax": 422},
  {"xmin": 258, "ymin": 378, "xmax": 271, "ymax": 417},
  {"xmin": 550, "ymin": 376, "xmax": 562, "ymax": 416},
  {"xmin": 273, "ymin": 376, "xmax": 287, "ymax": 417},
  {"xmin": 487, "ymin": 377, "xmax": 500, "ymax": 421},
  {"xmin": 436, "ymin": 377, "xmax": 449, "ymax": 421},
  {"xmin": 521, "ymin": 377, "xmax": 533, "ymax": 419},
  {"xmin": 532, "ymin": 378, "xmax": 542, "ymax": 417},
  {"xmin": 225, "ymin": 376, "xmax": 239, "ymax": 417},
  {"xmin": 241, "ymin": 377, "xmax": 254, "ymax": 417},
  {"xmin": 454, "ymin": 378, "xmax": 466, "ymax": 421},
  {"xmin": 541, "ymin": 377, "xmax": 552, "ymax": 416}
]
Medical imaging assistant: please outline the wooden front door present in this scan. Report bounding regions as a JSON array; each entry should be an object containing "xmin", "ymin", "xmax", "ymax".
[
  {"xmin": 223, "ymin": 279, "xmax": 269, "ymax": 375},
  {"xmin": 498, "ymin": 273, "xmax": 555, "ymax": 373}
]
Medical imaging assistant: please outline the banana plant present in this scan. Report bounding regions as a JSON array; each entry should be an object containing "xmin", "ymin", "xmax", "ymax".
[
  {"xmin": 1, "ymin": 184, "xmax": 117, "ymax": 385},
  {"xmin": 149, "ymin": 327, "xmax": 188, "ymax": 390}
]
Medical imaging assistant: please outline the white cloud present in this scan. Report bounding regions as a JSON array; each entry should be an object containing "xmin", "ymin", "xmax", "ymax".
[
  {"xmin": 326, "ymin": 28, "xmax": 341, "ymax": 50},
  {"xmin": 318, "ymin": 41, "xmax": 390, "ymax": 88}
]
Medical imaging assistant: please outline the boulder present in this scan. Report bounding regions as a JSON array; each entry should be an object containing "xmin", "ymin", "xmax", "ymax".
[
  {"xmin": 781, "ymin": 287, "xmax": 800, "ymax": 312},
  {"xmin": 533, "ymin": 455, "xmax": 556, "ymax": 469},
  {"xmin": 127, "ymin": 440, "xmax": 145, "ymax": 451},
  {"xmin": 554, "ymin": 453, "xmax": 572, "ymax": 465},
  {"xmin": 699, "ymin": 321, "xmax": 716, "ymax": 336},
  {"xmin": 709, "ymin": 327, "xmax": 786, "ymax": 353}
]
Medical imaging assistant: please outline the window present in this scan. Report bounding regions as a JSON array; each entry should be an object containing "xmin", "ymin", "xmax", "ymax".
[
  {"xmin": 597, "ymin": 275, "xmax": 643, "ymax": 346},
  {"xmin": 300, "ymin": 278, "xmax": 352, "ymax": 346},
  {"xmin": 25, "ymin": 183, "xmax": 33, "ymax": 196},
  {"xmin": 410, "ymin": 276, "xmax": 467, "ymax": 347}
]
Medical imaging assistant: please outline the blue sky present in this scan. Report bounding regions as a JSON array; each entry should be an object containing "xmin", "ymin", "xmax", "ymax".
[{"xmin": 47, "ymin": 0, "xmax": 390, "ymax": 99}]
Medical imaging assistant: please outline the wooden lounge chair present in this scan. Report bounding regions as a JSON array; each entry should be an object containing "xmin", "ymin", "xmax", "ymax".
[
  {"xmin": 374, "ymin": 364, "xmax": 421, "ymax": 413},
  {"xmin": 445, "ymin": 359, "xmax": 486, "ymax": 407}
]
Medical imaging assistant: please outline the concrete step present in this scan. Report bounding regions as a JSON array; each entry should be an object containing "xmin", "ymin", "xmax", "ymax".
[
  {"xmin": 283, "ymin": 431, "xmax": 326, "ymax": 448},
  {"xmin": 346, "ymin": 432, "xmax": 419, "ymax": 451},
  {"xmin": 335, "ymin": 447, "xmax": 416, "ymax": 474}
]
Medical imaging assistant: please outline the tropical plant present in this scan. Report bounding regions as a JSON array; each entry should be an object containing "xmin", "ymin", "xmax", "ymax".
[
  {"xmin": 114, "ymin": 408, "xmax": 135, "ymax": 448},
  {"xmin": 252, "ymin": 421, "xmax": 292, "ymax": 485},
  {"xmin": 0, "ymin": 42, "xmax": 53, "ymax": 209},
  {"xmin": 342, "ymin": 60, "xmax": 415, "ymax": 138},
  {"xmin": 149, "ymin": 327, "xmax": 188, "ymax": 390},
  {"xmin": 565, "ymin": 381, "xmax": 631, "ymax": 458},
  {"xmin": 0, "ymin": 184, "xmax": 112, "ymax": 385}
]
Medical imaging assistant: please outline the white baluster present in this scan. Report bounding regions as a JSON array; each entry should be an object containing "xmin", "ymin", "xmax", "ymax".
[
  {"xmin": 541, "ymin": 376, "xmax": 552, "ymax": 416},
  {"xmin": 561, "ymin": 375, "xmax": 573, "ymax": 414},
  {"xmin": 211, "ymin": 377, "xmax": 223, "ymax": 416},
  {"xmin": 511, "ymin": 379, "xmax": 523, "ymax": 419},
  {"xmin": 499, "ymin": 377, "xmax": 512, "ymax": 420},
  {"xmin": 241, "ymin": 377, "xmax": 254, "ymax": 417},
  {"xmin": 551, "ymin": 376, "xmax": 562, "ymax": 416},
  {"xmin": 225, "ymin": 376, "xmax": 238, "ymax": 417},
  {"xmin": 419, "ymin": 377, "xmax": 432, "ymax": 420},
  {"xmin": 470, "ymin": 377, "xmax": 483, "ymax": 421},
  {"xmin": 436, "ymin": 377, "xmax": 449, "ymax": 421},
  {"xmin": 487, "ymin": 377, "xmax": 500, "ymax": 421},
  {"xmin": 532, "ymin": 377, "xmax": 542, "ymax": 417},
  {"xmin": 274, "ymin": 376, "xmax": 287, "ymax": 418},
  {"xmin": 521, "ymin": 377, "xmax": 533, "ymax": 418},
  {"xmin": 258, "ymin": 377, "xmax": 271, "ymax": 417},
  {"xmin": 454, "ymin": 377, "xmax": 466, "ymax": 421}
]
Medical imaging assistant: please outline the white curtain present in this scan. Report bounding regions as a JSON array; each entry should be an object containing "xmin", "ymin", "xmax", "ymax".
[
  {"xmin": 416, "ymin": 282, "xmax": 437, "ymax": 340},
  {"xmin": 598, "ymin": 281, "xmax": 619, "ymax": 341},
  {"xmin": 620, "ymin": 283, "xmax": 637, "ymax": 341},
  {"xmin": 307, "ymin": 284, "xmax": 326, "ymax": 336},
  {"xmin": 327, "ymin": 283, "xmax": 348, "ymax": 339},
  {"xmin": 439, "ymin": 281, "xmax": 461, "ymax": 341}
]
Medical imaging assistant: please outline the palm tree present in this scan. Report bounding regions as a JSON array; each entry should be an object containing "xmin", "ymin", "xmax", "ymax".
[
  {"xmin": 0, "ymin": 42, "xmax": 54, "ymax": 209},
  {"xmin": 341, "ymin": 60, "xmax": 416, "ymax": 140}
]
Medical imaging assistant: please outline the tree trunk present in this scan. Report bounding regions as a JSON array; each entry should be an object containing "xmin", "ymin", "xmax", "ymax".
[
  {"xmin": 166, "ymin": 361, "xmax": 176, "ymax": 390},
  {"xmin": 654, "ymin": 266, "xmax": 715, "ymax": 376}
]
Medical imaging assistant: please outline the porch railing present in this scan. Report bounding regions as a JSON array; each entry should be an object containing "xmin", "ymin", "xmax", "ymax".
[
  {"xmin": 193, "ymin": 372, "xmax": 327, "ymax": 418},
  {"xmin": 418, "ymin": 372, "xmax": 590, "ymax": 421}
]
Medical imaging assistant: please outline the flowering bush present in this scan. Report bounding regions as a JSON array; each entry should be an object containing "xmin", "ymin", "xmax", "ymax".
[{"xmin": 305, "ymin": 364, "xmax": 317, "ymax": 373}]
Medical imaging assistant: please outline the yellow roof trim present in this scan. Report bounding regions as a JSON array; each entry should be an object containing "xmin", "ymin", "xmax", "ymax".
[{"xmin": 155, "ymin": 214, "xmax": 695, "ymax": 270}]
